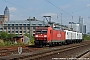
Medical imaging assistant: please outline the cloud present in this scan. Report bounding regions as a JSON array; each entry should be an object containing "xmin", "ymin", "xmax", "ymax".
[
  {"xmin": 9, "ymin": 7, "xmax": 17, "ymax": 11},
  {"xmin": 87, "ymin": 4, "xmax": 90, "ymax": 7}
]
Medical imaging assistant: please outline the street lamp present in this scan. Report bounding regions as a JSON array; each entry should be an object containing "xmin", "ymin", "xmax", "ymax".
[
  {"xmin": 27, "ymin": 17, "xmax": 32, "ymax": 40},
  {"xmin": 61, "ymin": 13, "xmax": 62, "ymax": 30},
  {"xmin": 71, "ymin": 12, "xmax": 73, "ymax": 31}
]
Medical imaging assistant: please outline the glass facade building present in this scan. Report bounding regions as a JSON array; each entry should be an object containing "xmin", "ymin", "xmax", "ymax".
[{"xmin": 2, "ymin": 20, "xmax": 49, "ymax": 36}]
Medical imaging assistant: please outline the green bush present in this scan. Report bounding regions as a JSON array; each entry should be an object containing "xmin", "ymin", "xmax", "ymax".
[
  {"xmin": 0, "ymin": 32, "xmax": 8, "ymax": 39},
  {"xmin": 4, "ymin": 41, "xmax": 12, "ymax": 46},
  {"xmin": 0, "ymin": 40, "xmax": 27, "ymax": 47},
  {"xmin": 83, "ymin": 34, "xmax": 90, "ymax": 40},
  {"xmin": 0, "ymin": 40, "xmax": 5, "ymax": 47},
  {"xmin": 0, "ymin": 32, "xmax": 35, "ymax": 46}
]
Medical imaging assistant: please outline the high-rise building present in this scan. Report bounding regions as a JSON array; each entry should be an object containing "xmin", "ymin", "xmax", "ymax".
[
  {"xmin": 68, "ymin": 16, "xmax": 86, "ymax": 33},
  {"xmin": 4, "ymin": 6, "xmax": 9, "ymax": 21},
  {"xmin": 0, "ymin": 6, "xmax": 9, "ymax": 29},
  {"xmin": 79, "ymin": 16, "xmax": 84, "ymax": 33},
  {"xmin": 83, "ymin": 25, "xmax": 86, "ymax": 34}
]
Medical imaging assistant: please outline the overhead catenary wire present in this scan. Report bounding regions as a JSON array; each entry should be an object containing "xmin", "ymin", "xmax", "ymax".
[
  {"xmin": 2, "ymin": 0, "xmax": 26, "ymax": 9},
  {"xmin": 45, "ymin": 0, "xmax": 72, "ymax": 16},
  {"xmin": 44, "ymin": 0, "xmax": 90, "ymax": 20},
  {"xmin": 44, "ymin": 0, "xmax": 81, "ymax": 23},
  {"xmin": 3, "ymin": 0, "xmax": 72, "ymax": 17},
  {"xmin": 2, "ymin": 0, "xmax": 89, "ymax": 20}
]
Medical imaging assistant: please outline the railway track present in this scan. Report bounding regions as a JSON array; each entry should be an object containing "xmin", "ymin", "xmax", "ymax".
[
  {"xmin": 76, "ymin": 50, "xmax": 90, "ymax": 60},
  {"xmin": 0, "ymin": 41, "xmax": 90, "ymax": 60},
  {"xmin": 0, "ymin": 45, "xmax": 38, "ymax": 57},
  {"xmin": 26, "ymin": 41, "xmax": 90, "ymax": 60},
  {"xmin": 41, "ymin": 41, "xmax": 90, "ymax": 60}
]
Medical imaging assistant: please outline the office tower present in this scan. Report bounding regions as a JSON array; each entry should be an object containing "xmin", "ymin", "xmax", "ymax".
[{"xmin": 4, "ymin": 6, "xmax": 9, "ymax": 21}]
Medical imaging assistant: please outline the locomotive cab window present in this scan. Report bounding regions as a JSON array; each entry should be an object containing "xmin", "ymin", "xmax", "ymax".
[
  {"xmin": 36, "ymin": 30, "xmax": 47, "ymax": 34},
  {"xmin": 36, "ymin": 30, "xmax": 41, "ymax": 34},
  {"xmin": 42, "ymin": 30, "xmax": 47, "ymax": 34}
]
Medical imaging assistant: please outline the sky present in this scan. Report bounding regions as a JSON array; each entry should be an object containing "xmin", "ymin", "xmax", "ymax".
[{"xmin": 0, "ymin": 0, "xmax": 90, "ymax": 32}]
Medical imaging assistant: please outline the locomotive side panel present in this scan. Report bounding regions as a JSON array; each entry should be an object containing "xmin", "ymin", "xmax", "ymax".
[
  {"xmin": 46, "ymin": 27, "xmax": 52, "ymax": 42},
  {"xmin": 50, "ymin": 30, "xmax": 65, "ymax": 42}
]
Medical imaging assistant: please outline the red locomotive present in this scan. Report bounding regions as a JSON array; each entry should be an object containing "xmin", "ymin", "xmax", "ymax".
[{"xmin": 34, "ymin": 26, "xmax": 82, "ymax": 47}]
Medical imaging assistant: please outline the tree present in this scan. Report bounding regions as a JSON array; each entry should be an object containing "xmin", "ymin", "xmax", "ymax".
[
  {"xmin": 7, "ymin": 34, "xmax": 16, "ymax": 39},
  {"xmin": 0, "ymin": 32, "xmax": 8, "ymax": 39}
]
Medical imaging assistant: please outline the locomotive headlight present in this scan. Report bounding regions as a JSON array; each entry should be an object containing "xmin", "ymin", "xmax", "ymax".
[
  {"xmin": 35, "ymin": 35, "xmax": 38, "ymax": 37},
  {"xmin": 44, "ymin": 35, "xmax": 47, "ymax": 37}
]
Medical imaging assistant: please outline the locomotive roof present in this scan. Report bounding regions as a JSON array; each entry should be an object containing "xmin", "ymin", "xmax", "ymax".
[{"xmin": 36, "ymin": 27, "xmax": 49, "ymax": 29}]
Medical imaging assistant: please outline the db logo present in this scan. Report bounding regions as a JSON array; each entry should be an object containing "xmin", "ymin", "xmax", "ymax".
[{"xmin": 57, "ymin": 34, "xmax": 61, "ymax": 37}]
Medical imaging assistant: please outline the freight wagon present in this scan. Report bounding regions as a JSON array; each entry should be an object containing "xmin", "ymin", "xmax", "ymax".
[{"xmin": 34, "ymin": 26, "xmax": 82, "ymax": 47}]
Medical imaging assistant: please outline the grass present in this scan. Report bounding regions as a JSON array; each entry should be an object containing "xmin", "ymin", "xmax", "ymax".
[
  {"xmin": 0, "ymin": 40, "xmax": 28, "ymax": 47},
  {"xmin": 83, "ymin": 34, "xmax": 90, "ymax": 41}
]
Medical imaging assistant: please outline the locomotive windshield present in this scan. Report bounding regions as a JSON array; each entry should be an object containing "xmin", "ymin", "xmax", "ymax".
[{"xmin": 36, "ymin": 30, "xmax": 47, "ymax": 34}]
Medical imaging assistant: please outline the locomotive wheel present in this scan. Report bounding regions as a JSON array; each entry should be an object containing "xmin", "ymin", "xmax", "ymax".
[{"xmin": 49, "ymin": 42, "xmax": 55, "ymax": 47}]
